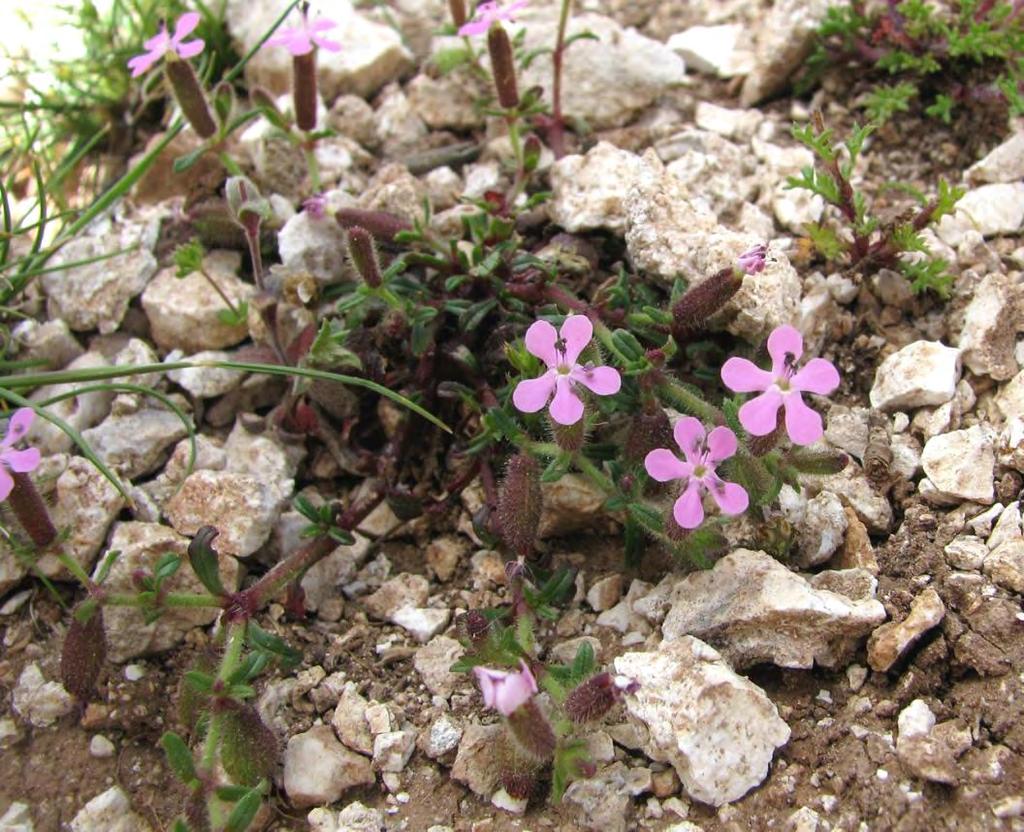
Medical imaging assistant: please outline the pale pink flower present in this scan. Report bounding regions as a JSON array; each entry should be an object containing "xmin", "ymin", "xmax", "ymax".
[
  {"xmin": 737, "ymin": 243, "xmax": 767, "ymax": 275},
  {"xmin": 512, "ymin": 315, "xmax": 621, "ymax": 426},
  {"xmin": 266, "ymin": 13, "xmax": 342, "ymax": 55},
  {"xmin": 128, "ymin": 12, "xmax": 206, "ymax": 78},
  {"xmin": 474, "ymin": 660, "xmax": 538, "ymax": 716},
  {"xmin": 0, "ymin": 409, "xmax": 41, "ymax": 502},
  {"xmin": 644, "ymin": 417, "xmax": 748, "ymax": 529},
  {"xmin": 721, "ymin": 324, "xmax": 840, "ymax": 446},
  {"xmin": 458, "ymin": 0, "xmax": 529, "ymax": 36},
  {"xmin": 302, "ymin": 194, "xmax": 327, "ymax": 219}
]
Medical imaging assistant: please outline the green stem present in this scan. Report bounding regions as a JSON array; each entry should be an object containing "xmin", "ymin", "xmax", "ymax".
[
  {"xmin": 103, "ymin": 592, "xmax": 222, "ymax": 609},
  {"xmin": 198, "ymin": 266, "xmax": 242, "ymax": 317},
  {"xmin": 655, "ymin": 378, "xmax": 721, "ymax": 424},
  {"xmin": 573, "ymin": 452, "xmax": 615, "ymax": 495},
  {"xmin": 56, "ymin": 550, "xmax": 93, "ymax": 587},
  {"xmin": 303, "ymin": 141, "xmax": 322, "ymax": 193}
]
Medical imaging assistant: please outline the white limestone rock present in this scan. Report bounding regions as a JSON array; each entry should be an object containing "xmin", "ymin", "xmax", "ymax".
[
  {"xmin": 99, "ymin": 523, "xmax": 239, "ymax": 662},
  {"xmin": 668, "ymin": 24, "xmax": 754, "ymax": 78},
  {"xmin": 80, "ymin": 409, "xmax": 187, "ymax": 479},
  {"xmin": 936, "ymin": 183, "xmax": 1024, "ymax": 247},
  {"xmin": 983, "ymin": 539, "xmax": 1024, "ymax": 593},
  {"xmin": 11, "ymin": 664, "xmax": 74, "ymax": 727},
  {"xmin": 693, "ymin": 102, "xmax": 764, "ymax": 140},
  {"xmin": 27, "ymin": 352, "xmax": 113, "ymax": 454},
  {"xmin": 549, "ymin": 142, "xmax": 643, "ymax": 233},
  {"xmin": 413, "ymin": 636, "xmax": 464, "ymax": 698},
  {"xmin": 227, "ymin": 0, "xmax": 412, "ymax": 101},
  {"xmin": 451, "ymin": 722, "xmax": 504, "ymax": 796},
  {"xmin": 661, "ymin": 548, "xmax": 886, "ymax": 670},
  {"xmin": 283, "ymin": 725, "xmax": 375, "ymax": 808},
  {"xmin": 166, "ymin": 351, "xmax": 246, "ymax": 398},
  {"xmin": 278, "ymin": 210, "xmax": 353, "ymax": 286},
  {"xmin": 12, "ymin": 318, "xmax": 83, "ymax": 370},
  {"xmin": 921, "ymin": 425, "xmax": 996, "ymax": 504},
  {"xmin": 614, "ymin": 637, "xmax": 791, "ymax": 806},
  {"xmin": 867, "ymin": 587, "xmax": 946, "ymax": 672},
  {"xmin": 0, "ymin": 802, "xmax": 33, "ymax": 831},
  {"xmin": 141, "ymin": 251, "xmax": 253, "ymax": 353},
  {"xmin": 69, "ymin": 787, "xmax": 154, "ymax": 832},
  {"xmin": 957, "ymin": 272, "xmax": 1024, "ymax": 381},
  {"xmin": 870, "ymin": 341, "xmax": 962, "ymax": 411},
  {"xmin": 968, "ymin": 131, "xmax": 1024, "ymax": 184},
  {"xmin": 41, "ymin": 222, "xmax": 157, "ymax": 334}
]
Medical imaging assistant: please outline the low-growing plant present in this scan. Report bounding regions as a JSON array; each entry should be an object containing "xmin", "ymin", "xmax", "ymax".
[
  {"xmin": 800, "ymin": 0, "xmax": 1024, "ymax": 126},
  {"xmin": 786, "ymin": 116, "xmax": 965, "ymax": 297}
]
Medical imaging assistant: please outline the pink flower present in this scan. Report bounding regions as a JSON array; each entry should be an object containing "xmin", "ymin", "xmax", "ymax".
[
  {"xmin": 512, "ymin": 315, "xmax": 621, "ymax": 426},
  {"xmin": 737, "ymin": 243, "xmax": 767, "ymax": 275},
  {"xmin": 302, "ymin": 194, "xmax": 327, "ymax": 219},
  {"xmin": 458, "ymin": 0, "xmax": 529, "ymax": 36},
  {"xmin": 721, "ymin": 324, "xmax": 840, "ymax": 446},
  {"xmin": 128, "ymin": 12, "xmax": 206, "ymax": 78},
  {"xmin": 0, "ymin": 409, "xmax": 41, "ymax": 502},
  {"xmin": 266, "ymin": 13, "xmax": 342, "ymax": 56},
  {"xmin": 644, "ymin": 417, "xmax": 748, "ymax": 529},
  {"xmin": 474, "ymin": 660, "xmax": 538, "ymax": 716}
]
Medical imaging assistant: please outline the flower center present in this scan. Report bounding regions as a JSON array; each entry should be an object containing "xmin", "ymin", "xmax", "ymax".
[
  {"xmin": 693, "ymin": 464, "xmax": 707, "ymax": 478},
  {"xmin": 557, "ymin": 364, "xmax": 571, "ymax": 375}
]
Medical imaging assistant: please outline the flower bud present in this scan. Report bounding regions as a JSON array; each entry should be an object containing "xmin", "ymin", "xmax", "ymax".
[
  {"xmin": 293, "ymin": 50, "xmax": 318, "ymax": 132},
  {"xmin": 457, "ymin": 609, "xmax": 491, "ymax": 646},
  {"xmin": 624, "ymin": 406, "xmax": 672, "ymax": 464},
  {"xmin": 6, "ymin": 471, "xmax": 57, "ymax": 549},
  {"xmin": 496, "ymin": 453, "xmax": 542, "ymax": 560},
  {"xmin": 487, "ymin": 25, "xmax": 519, "ymax": 109},
  {"xmin": 225, "ymin": 176, "xmax": 272, "ymax": 236},
  {"xmin": 164, "ymin": 56, "xmax": 218, "ymax": 139},
  {"xmin": 522, "ymin": 135, "xmax": 542, "ymax": 173},
  {"xmin": 551, "ymin": 418, "xmax": 585, "ymax": 453},
  {"xmin": 564, "ymin": 672, "xmax": 638, "ymax": 724},
  {"xmin": 501, "ymin": 768, "xmax": 537, "ymax": 800},
  {"xmin": 347, "ymin": 226, "xmax": 383, "ymax": 288},
  {"xmin": 737, "ymin": 243, "xmax": 768, "ymax": 275},
  {"xmin": 220, "ymin": 703, "xmax": 279, "ymax": 786},
  {"xmin": 449, "ymin": 0, "xmax": 467, "ymax": 28},
  {"xmin": 335, "ymin": 207, "xmax": 411, "ymax": 243},
  {"xmin": 61, "ymin": 605, "xmax": 107, "ymax": 700},
  {"xmin": 670, "ymin": 266, "xmax": 743, "ymax": 343},
  {"xmin": 505, "ymin": 700, "xmax": 556, "ymax": 762},
  {"xmin": 786, "ymin": 448, "xmax": 850, "ymax": 475}
]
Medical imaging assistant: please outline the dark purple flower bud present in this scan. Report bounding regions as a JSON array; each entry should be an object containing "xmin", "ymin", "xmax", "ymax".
[
  {"xmin": 7, "ymin": 471, "xmax": 57, "ymax": 549},
  {"xmin": 737, "ymin": 243, "xmax": 768, "ymax": 275},
  {"xmin": 164, "ymin": 57, "xmax": 218, "ymax": 139},
  {"xmin": 624, "ymin": 405, "xmax": 673, "ymax": 464},
  {"xmin": 61, "ymin": 604, "xmax": 107, "ymax": 700},
  {"xmin": 457, "ymin": 610, "xmax": 491, "ymax": 645},
  {"xmin": 496, "ymin": 453, "xmax": 542, "ymax": 560},
  {"xmin": 505, "ymin": 699, "xmax": 556, "ymax": 762},
  {"xmin": 670, "ymin": 266, "xmax": 743, "ymax": 343},
  {"xmin": 487, "ymin": 25, "xmax": 519, "ymax": 110},
  {"xmin": 347, "ymin": 226, "xmax": 383, "ymax": 288},
  {"xmin": 293, "ymin": 50, "xmax": 318, "ymax": 132},
  {"xmin": 501, "ymin": 768, "xmax": 537, "ymax": 800},
  {"xmin": 564, "ymin": 672, "xmax": 639, "ymax": 723},
  {"xmin": 449, "ymin": 0, "xmax": 467, "ymax": 28},
  {"xmin": 335, "ymin": 208, "xmax": 411, "ymax": 243}
]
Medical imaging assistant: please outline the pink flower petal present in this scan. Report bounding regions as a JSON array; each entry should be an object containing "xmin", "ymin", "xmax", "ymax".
[
  {"xmin": 0, "ymin": 466, "xmax": 12, "ymax": 502},
  {"xmin": 309, "ymin": 18, "xmax": 338, "ymax": 32},
  {"xmin": 721, "ymin": 356, "xmax": 773, "ymax": 393},
  {"xmin": 143, "ymin": 29, "xmax": 170, "ymax": 51},
  {"xmin": 569, "ymin": 365, "xmax": 620, "ymax": 396},
  {"xmin": 523, "ymin": 319, "xmax": 558, "ymax": 367},
  {"xmin": 503, "ymin": 0, "xmax": 530, "ymax": 16},
  {"xmin": 474, "ymin": 666, "xmax": 503, "ymax": 708},
  {"xmin": 1, "ymin": 448, "xmax": 40, "ymax": 474},
  {"xmin": 312, "ymin": 32, "xmax": 342, "ymax": 52},
  {"xmin": 128, "ymin": 50, "xmax": 162, "ymax": 77},
  {"xmin": 791, "ymin": 357, "xmax": 840, "ymax": 396},
  {"xmin": 767, "ymin": 325, "xmax": 803, "ymax": 377},
  {"xmin": 549, "ymin": 375, "xmax": 584, "ymax": 425},
  {"xmin": 673, "ymin": 480, "xmax": 705, "ymax": 529},
  {"xmin": 175, "ymin": 38, "xmax": 205, "ymax": 59},
  {"xmin": 172, "ymin": 12, "xmax": 202, "ymax": 42},
  {"xmin": 708, "ymin": 478, "xmax": 749, "ymax": 516},
  {"xmin": 705, "ymin": 426, "xmax": 737, "ymax": 464},
  {"xmin": 3, "ymin": 408, "xmax": 35, "ymax": 449},
  {"xmin": 559, "ymin": 315, "xmax": 593, "ymax": 366},
  {"xmin": 457, "ymin": 18, "xmax": 491, "ymax": 35},
  {"xmin": 783, "ymin": 393, "xmax": 824, "ymax": 446},
  {"xmin": 644, "ymin": 449, "xmax": 689, "ymax": 482},
  {"xmin": 738, "ymin": 389, "xmax": 784, "ymax": 436},
  {"xmin": 672, "ymin": 416, "xmax": 705, "ymax": 463},
  {"xmin": 267, "ymin": 27, "xmax": 312, "ymax": 55},
  {"xmin": 512, "ymin": 372, "xmax": 556, "ymax": 413}
]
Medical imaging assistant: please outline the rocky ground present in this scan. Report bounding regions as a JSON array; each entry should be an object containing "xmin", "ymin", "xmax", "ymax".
[{"xmin": 1, "ymin": 0, "xmax": 1024, "ymax": 830}]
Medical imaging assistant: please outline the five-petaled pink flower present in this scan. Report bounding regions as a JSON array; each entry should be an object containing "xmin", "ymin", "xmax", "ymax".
[
  {"xmin": 645, "ymin": 417, "xmax": 748, "ymax": 529},
  {"xmin": 721, "ymin": 324, "xmax": 840, "ymax": 446},
  {"xmin": 512, "ymin": 315, "xmax": 621, "ymax": 426},
  {"xmin": 266, "ymin": 12, "xmax": 342, "ymax": 55},
  {"xmin": 474, "ymin": 660, "xmax": 537, "ymax": 716},
  {"xmin": 458, "ymin": 0, "xmax": 530, "ymax": 36},
  {"xmin": 0, "ymin": 409, "xmax": 41, "ymax": 502},
  {"xmin": 128, "ymin": 12, "xmax": 206, "ymax": 78}
]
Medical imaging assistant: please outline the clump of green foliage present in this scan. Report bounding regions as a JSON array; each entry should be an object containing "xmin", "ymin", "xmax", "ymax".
[
  {"xmin": 786, "ymin": 116, "xmax": 965, "ymax": 297},
  {"xmin": 800, "ymin": 0, "xmax": 1024, "ymax": 125}
]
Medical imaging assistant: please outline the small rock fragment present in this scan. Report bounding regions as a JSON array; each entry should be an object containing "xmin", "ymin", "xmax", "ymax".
[
  {"xmin": 69, "ymin": 787, "xmax": 153, "ymax": 832},
  {"xmin": 867, "ymin": 588, "xmax": 946, "ymax": 672},
  {"xmin": 869, "ymin": 341, "xmax": 962, "ymax": 411},
  {"xmin": 921, "ymin": 426, "xmax": 996, "ymax": 504},
  {"xmin": 373, "ymin": 729, "xmax": 416, "ymax": 772},
  {"xmin": 413, "ymin": 636, "xmax": 464, "ymax": 698},
  {"xmin": 11, "ymin": 664, "xmax": 74, "ymax": 727},
  {"xmin": 587, "ymin": 574, "xmax": 625, "ymax": 611},
  {"xmin": 283, "ymin": 725, "xmax": 375, "ymax": 807},
  {"xmin": 451, "ymin": 723, "xmax": 503, "ymax": 796},
  {"xmin": 983, "ymin": 539, "xmax": 1024, "ymax": 593}
]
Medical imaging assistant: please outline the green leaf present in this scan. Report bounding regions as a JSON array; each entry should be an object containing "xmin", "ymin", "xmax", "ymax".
[
  {"xmin": 155, "ymin": 554, "xmax": 182, "ymax": 582},
  {"xmin": 161, "ymin": 732, "xmax": 197, "ymax": 784},
  {"xmin": 187, "ymin": 526, "xmax": 227, "ymax": 597},
  {"xmin": 571, "ymin": 639, "xmax": 596, "ymax": 680},
  {"xmin": 223, "ymin": 786, "xmax": 263, "ymax": 832},
  {"xmin": 173, "ymin": 239, "xmax": 206, "ymax": 278},
  {"xmin": 171, "ymin": 820, "xmax": 191, "ymax": 832},
  {"xmin": 94, "ymin": 548, "xmax": 121, "ymax": 584},
  {"xmin": 184, "ymin": 670, "xmax": 216, "ymax": 695},
  {"xmin": 610, "ymin": 329, "xmax": 646, "ymax": 362},
  {"xmin": 248, "ymin": 622, "xmax": 302, "ymax": 669},
  {"xmin": 172, "ymin": 146, "xmax": 208, "ymax": 174}
]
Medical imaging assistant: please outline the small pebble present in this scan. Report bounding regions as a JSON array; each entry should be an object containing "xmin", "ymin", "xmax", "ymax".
[{"xmin": 89, "ymin": 734, "xmax": 116, "ymax": 758}]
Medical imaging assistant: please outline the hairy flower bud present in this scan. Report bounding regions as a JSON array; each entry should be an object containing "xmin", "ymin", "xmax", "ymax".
[
  {"xmin": 335, "ymin": 208, "xmax": 411, "ymax": 243},
  {"xmin": 551, "ymin": 418, "xmax": 585, "ymax": 453},
  {"xmin": 624, "ymin": 405, "xmax": 673, "ymax": 464},
  {"xmin": 347, "ymin": 226, "xmax": 383, "ymax": 287},
  {"xmin": 457, "ymin": 609, "xmax": 491, "ymax": 645},
  {"xmin": 164, "ymin": 56, "xmax": 218, "ymax": 139},
  {"xmin": 786, "ymin": 448, "xmax": 850, "ymax": 475},
  {"xmin": 670, "ymin": 266, "xmax": 743, "ymax": 343},
  {"xmin": 7, "ymin": 471, "xmax": 57, "ymax": 549},
  {"xmin": 564, "ymin": 672, "xmax": 638, "ymax": 724},
  {"xmin": 220, "ymin": 703, "xmax": 279, "ymax": 786},
  {"xmin": 293, "ymin": 50, "xmax": 318, "ymax": 132},
  {"xmin": 487, "ymin": 25, "xmax": 519, "ymax": 109},
  {"xmin": 61, "ymin": 605, "xmax": 106, "ymax": 700},
  {"xmin": 501, "ymin": 768, "xmax": 537, "ymax": 800},
  {"xmin": 496, "ymin": 453, "xmax": 542, "ymax": 560},
  {"xmin": 448, "ymin": 0, "xmax": 467, "ymax": 28},
  {"xmin": 505, "ymin": 699, "xmax": 556, "ymax": 762}
]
